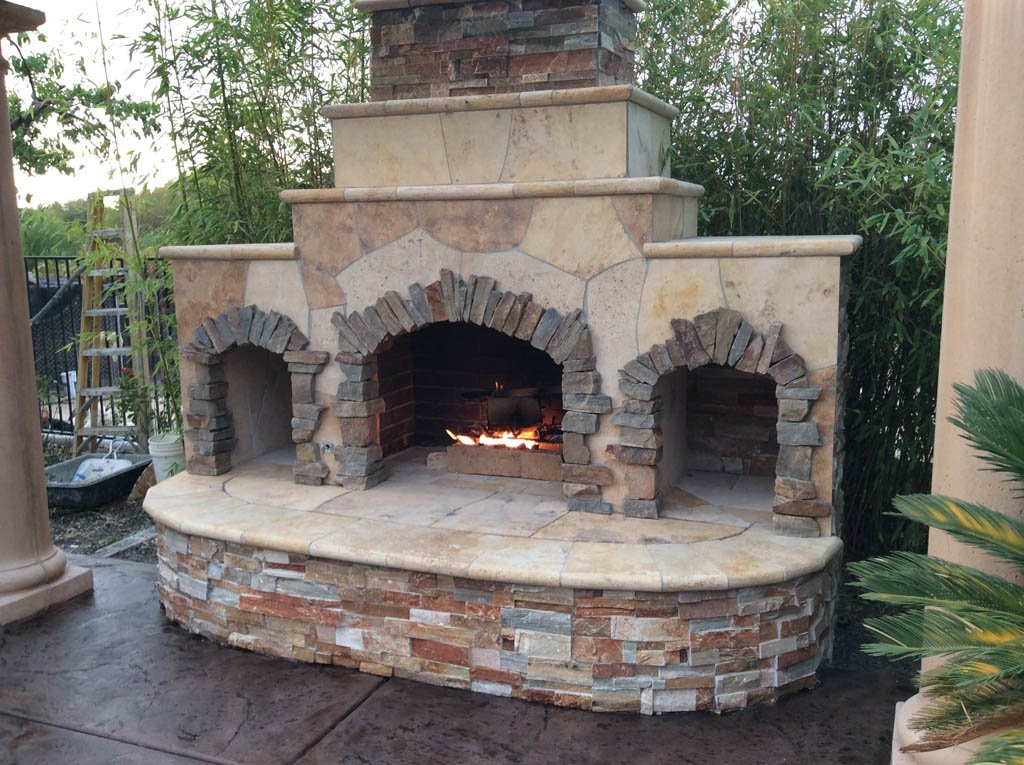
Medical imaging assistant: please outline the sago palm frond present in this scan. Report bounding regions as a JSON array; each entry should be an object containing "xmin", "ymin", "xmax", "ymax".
[
  {"xmin": 861, "ymin": 608, "xmax": 1024, "ymax": 660},
  {"xmin": 970, "ymin": 727, "xmax": 1024, "ymax": 765},
  {"xmin": 850, "ymin": 551, "xmax": 1024, "ymax": 615},
  {"xmin": 906, "ymin": 685, "xmax": 1024, "ymax": 751},
  {"xmin": 853, "ymin": 370, "xmax": 1024, "ymax": 762},
  {"xmin": 950, "ymin": 369, "xmax": 1024, "ymax": 490},
  {"xmin": 893, "ymin": 494, "xmax": 1024, "ymax": 569},
  {"xmin": 922, "ymin": 646, "xmax": 1024, "ymax": 690}
]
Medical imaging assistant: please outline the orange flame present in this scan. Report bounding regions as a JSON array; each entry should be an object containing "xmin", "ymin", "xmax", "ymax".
[{"xmin": 446, "ymin": 427, "xmax": 541, "ymax": 450}]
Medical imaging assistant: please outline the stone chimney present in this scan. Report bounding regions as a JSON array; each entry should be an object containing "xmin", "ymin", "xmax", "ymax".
[{"xmin": 361, "ymin": 0, "xmax": 643, "ymax": 99}]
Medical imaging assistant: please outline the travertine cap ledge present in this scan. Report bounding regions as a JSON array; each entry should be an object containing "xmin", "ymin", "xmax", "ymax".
[
  {"xmin": 644, "ymin": 235, "xmax": 863, "ymax": 259},
  {"xmin": 322, "ymin": 85, "xmax": 676, "ymax": 120},
  {"xmin": 354, "ymin": 0, "xmax": 647, "ymax": 13},
  {"xmin": 281, "ymin": 177, "xmax": 704, "ymax": 204},
  {"xmin": 145, "ymin": 469, "xmax": 840, "ymax": 593},
  {"xmin": 160, "ymin": 243, "xmax": 297, "ymax": 261}
]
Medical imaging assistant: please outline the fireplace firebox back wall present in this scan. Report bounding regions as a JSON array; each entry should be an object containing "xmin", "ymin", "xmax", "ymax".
[{"xmin": 377, "ymin": 322, "xmax": 564, "ymax": 457}]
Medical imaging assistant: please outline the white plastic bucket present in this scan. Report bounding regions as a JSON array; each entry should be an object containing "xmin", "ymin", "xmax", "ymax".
[{"xmin": 149, "ymin": 432, "xmax": 185, "ymax": 482}]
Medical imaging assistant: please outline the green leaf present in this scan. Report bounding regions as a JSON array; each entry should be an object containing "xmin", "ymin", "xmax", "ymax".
[
  {"xmin": 892, "ymin": 494, "xmax": 1024, "ymax": 569},
  {"xmin": 850, "ymin": 551, "xmax": 1024, "ymax": 615},
  {"xmin": 951, "ymin": 369, "xmax": 1024, "ymax": 489}
]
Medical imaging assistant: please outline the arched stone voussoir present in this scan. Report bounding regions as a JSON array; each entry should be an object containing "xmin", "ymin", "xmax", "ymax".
[
  {"xmin": 191, "ymin": 305, "xmax": 308, "ymax": 356},
  {"xmin": 331, "ymin": 268, "xmax": 592, "ymax": 365},
  {"xmin": 180, "ymin": 343, "xmax": 221, "ymax": 365},
  {"xmin": 618, "ymin": 310, "xmax": 807, "ymax": 395}
]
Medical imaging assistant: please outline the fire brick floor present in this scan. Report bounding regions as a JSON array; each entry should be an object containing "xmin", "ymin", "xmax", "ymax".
[{"xmin": 0, "ymin": 557, "xmax": 908, "ymax": 765}]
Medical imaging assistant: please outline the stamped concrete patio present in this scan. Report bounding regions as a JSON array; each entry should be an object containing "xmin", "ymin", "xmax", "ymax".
[{"xmin": 0, "ymin": 556, "xmax": 906, "ymax": 764}]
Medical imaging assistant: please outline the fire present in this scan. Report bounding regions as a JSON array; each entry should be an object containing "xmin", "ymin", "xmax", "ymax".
[{"xmin": 446, "ymin": 427, "xmax": 541, "ymax": 450}]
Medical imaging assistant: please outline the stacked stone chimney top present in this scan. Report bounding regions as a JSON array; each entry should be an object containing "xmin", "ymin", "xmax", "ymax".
[{"xmin": 361, "ymin": 0, "xmax": 642, "ymax": 100}]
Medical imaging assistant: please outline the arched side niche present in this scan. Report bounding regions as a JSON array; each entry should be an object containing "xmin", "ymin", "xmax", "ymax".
[
  {"xmin": 330, "ymin": 269, "xmax": 613, "ymax": 512},
  {"xmin": 180, "ymin": 306, "xmax": 330, "ymax": 484},
  {"xmin": 608, "ymin": 308, "xmax": 829, "ymax": 535}
]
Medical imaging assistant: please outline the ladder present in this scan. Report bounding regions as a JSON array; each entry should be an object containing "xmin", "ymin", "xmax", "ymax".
[{"xmin": 72, "ymin": 190, "xmax": 148, "ymax": 455}]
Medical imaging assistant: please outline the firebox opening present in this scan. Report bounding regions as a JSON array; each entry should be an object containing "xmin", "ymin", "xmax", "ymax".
[
  {"xmin": 378, "ymin": 322, "xmax": 564, "ymax": 465},
  {"xmin": 223, "ymin": 345, "xmax": 293, "ymax": 464},
  {"xmin": 659, "ymin": 365, "xmax": 778, "ymax": 512}
]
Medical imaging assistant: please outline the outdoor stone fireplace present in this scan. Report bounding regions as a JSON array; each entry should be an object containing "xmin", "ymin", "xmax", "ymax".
[{"xmin": 149, "ymin": 0, "xmax": 859, "ymax": 714}]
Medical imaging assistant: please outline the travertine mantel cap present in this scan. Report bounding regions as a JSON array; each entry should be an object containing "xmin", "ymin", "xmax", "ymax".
[
  {"xmin": 280, "ymin": 177, "xmax": 705, "ymax": 203},
  {"xmin": 159, "ymin": 243, "xmax": 297, "ymax": 261},
  {"xmin": 353, "ymin": 0, "xmax": 647, "ymax": 14},
  {"xmin": 322, "ymin": 84, "xmax": 678, "ymax": 120},
  {"xmin": 644, "ymin": 235, "xmax": 863, "ymax": 259}
]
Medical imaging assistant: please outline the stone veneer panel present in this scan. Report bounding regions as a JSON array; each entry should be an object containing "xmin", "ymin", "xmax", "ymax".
[
  {"xmin": 156, "ymin": 526, "xmax": 839, "ymax": 714},
  {"xmin": 366, "ymin": 0, "xmax": 638, "ymax": 100}
]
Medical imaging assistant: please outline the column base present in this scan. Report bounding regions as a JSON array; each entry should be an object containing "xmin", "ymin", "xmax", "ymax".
[{"xmin": 0, "ymin": 565, "xmax": 93, "ymax": 626}]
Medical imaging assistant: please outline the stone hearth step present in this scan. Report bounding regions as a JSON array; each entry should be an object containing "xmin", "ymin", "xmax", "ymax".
[{"xmin": 144, "ymin": 456, "xmax": 840, "ymax": 593}]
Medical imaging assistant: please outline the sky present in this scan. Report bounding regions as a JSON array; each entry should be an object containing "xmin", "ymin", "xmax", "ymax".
[{"xmin": 10, "ymin": 0, "xmax": 177, "ymax": 207}]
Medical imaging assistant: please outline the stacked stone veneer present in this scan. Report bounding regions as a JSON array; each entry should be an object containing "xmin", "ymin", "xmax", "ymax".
[
  {"xmin": 181, "ymin": 306, "xmax": 331, "ymax": 484},
  {"xmin": 685, "ymin": 367, "xmax": 778, "ymax": 477},
  {"xmin": 367, "ymin": 0, "xmax": 640, "ymax": 100},
  {"xmin": 330, "ymin": 268, "xmax": 617, "ymax": 510},
  {"xmin": 156, "ymin": 526, "xmax": 839, "ymax": 714},
  {"xmin": 611, "ymin": 308, "xmax": 831, "ymax": 536}
]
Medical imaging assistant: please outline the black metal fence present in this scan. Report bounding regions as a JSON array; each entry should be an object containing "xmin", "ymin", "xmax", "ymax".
[{"xmin": 25, "ymin": 255, "xmax": 130, "ymax": 436}]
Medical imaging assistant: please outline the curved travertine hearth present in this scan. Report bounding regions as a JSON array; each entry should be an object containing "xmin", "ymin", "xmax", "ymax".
[{"xmin": 146, "ymin": 455, "xmax": 842, "ymax": 714}]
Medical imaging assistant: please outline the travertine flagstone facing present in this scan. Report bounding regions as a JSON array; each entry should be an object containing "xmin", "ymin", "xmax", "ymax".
[
  {"xmin": 609, "ymin": 309, "xmax": 831, "ymax": 535},
  {"xmin": 330, "ymin": 269, "xmax": 613, "ymax": 507},
  {"xmin": 180, "ymin": 306, "xmax": 331, "ymax": 484},
  {"xmin": 326, "ymin": 100, "xmax": 674, "ymax": 186}
]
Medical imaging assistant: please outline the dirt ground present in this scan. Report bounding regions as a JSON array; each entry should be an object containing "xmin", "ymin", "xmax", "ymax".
[{"xmin": 50, "ymin": 498, "xmax": 152, "ymax": 556}]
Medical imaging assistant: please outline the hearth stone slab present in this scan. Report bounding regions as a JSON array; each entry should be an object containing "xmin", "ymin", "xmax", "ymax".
[{"xmin": 145, "ymin": 451, "xmax": 840, "ymax": 592}]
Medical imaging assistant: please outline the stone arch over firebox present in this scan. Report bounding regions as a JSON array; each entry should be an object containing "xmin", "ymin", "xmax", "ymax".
[
  {"xmin": 330, "ymin": 268, "xmax": 614, "ymax": 510},
  {"xmin": 179, "ymin": 306, "xmax": 331, "ymax": 483},
  {"xmin": 607, "ymin": 308, "xmax": 830, "ymax": 535}
]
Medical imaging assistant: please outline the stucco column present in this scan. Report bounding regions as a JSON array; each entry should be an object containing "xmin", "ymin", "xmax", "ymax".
[
  {"xmin": 892, "ymin": 3, "xmax": 1024, "ymax": 761},
  {"xmin": 0, "ymin": 1, "xmax": 92, "ymax": 624},
  {"xmin": 929, "ymin": 2, "xmax": 1024, "ymax": 578}
]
